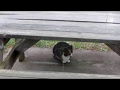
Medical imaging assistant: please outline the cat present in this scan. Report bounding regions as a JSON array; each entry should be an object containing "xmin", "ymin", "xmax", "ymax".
[{"xmin": 53, "ymin": 42, "xmax": 73, "ymax": 64}]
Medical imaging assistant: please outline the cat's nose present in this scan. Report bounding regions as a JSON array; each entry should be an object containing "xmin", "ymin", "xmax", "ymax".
[{"xmin": 70, "ymin": 54, "xmax": 73, "ymax": 56}]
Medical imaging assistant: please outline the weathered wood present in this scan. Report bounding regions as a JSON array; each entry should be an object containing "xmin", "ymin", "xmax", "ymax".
[
  {"xmin": 2, "ymin": 39, "xmax": 40, "ymax": 69},
  {"xmin": 0, "ymin": 39, "xmax": 4, "ymax": 63},
  {"xmin": 19, "ymin": 53, "xmax": 25, "ymax": 62},
  {"xmin": 15, "ymin": 38, "xmax": 25, "ymax": 62},
  {"xmin": 2, "ymin": 22, "xmax": 120, "ymax": 35},
  {"xmin": 0, "ymin": 11, "xmax": 111, "ymax": 23},
  {"xmin": 0, "ymin": 30, "xmax": 120, "ymax": 44},
  {"xmin": 3, "ymin": 38, "xmax": 10, "ymax": 45},
  {"xmin": 0, "ymin": 11, "xmax": 120, "ymax": 23},
  {"xmin": 106, "ymin": 42, "xmax": 120, "ymax": 56},
  {"xmin": 0, "ymin": 38, "xmax": 10, "ymax": 63},
  {"xmin": 0, "ymin": 21, "xmax": 120, "ymax": 44},
  {"xmin": 0, "ymin": 69, "xmax": 120, "ymax": 79},
  {"xmin": 0, "ymin": 12, "xmax": 120, "ymax": 44}
]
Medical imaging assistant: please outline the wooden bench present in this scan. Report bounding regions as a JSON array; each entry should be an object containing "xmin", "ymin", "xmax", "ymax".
[
  {"xmin": 0, "ymin": 11, "xmax": 120, "ymax": 78},
  {"xmin": 0, "ymin": 69, "xmax": 120, "ymax": 79}
]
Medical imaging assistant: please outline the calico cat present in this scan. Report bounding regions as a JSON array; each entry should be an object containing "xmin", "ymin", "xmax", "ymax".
[{"xmin": 53, "ymin": 42, "xmax": 73, "ymax": 63}]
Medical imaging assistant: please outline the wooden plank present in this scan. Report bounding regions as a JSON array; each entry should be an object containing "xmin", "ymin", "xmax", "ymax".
[
  {"xmin": 0, "ymin": 39, "xmax": 23, "ymax": 69},
  {"xmin": 0, "ymin": 22, "xmax": 115, "ymax": 34},
  {"xmin": 0, "ymin": 21, "xmax": 120, "ymax": 43},
  {"xmin": 19, "ymin": 53, "xmax": 25, "ymax": 62},
  {"xmin": 107, "ymin": 12, "xmax": 120, "ymax": 23},
  {"xmin": 1, "ymin": 11, "xmax": 120, "ymax": 24},
  {"xmin": 0, "ymin": 69, "xmax": 120, "ymax": 79},
  {"xmin": 1, "ymin": 39, "xmax": 39, "ymax": 69},
  {"xmin": 15, "ymin": 39, "xmax": 25, "ymax": 62},
  {"xmin": 0, "ymin": 39, "xmax": 4, "ymax": 63},
  {"xmin": 0, "ymin": 38, "xmax": 10, "ymax": 63},
  {"xmin": 3, "ymin": 38, "xmax": 10, "ymax": 45},
  {"xmin": 0, "ymin": 12, "xmax": 120, "ymax": 43},
  {"xmin": 0, "ymin": 29, "xmax": 120, "ymax": 44},
  {"xmin": 0, "ymin": 11, "xmax": 108, "ymax": 23},
  {"xmin": 1, "ymin": 17, "xmax": 120, "ymax": 35}
]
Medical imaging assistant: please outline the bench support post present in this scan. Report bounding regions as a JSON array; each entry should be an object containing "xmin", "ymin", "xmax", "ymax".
[
  {"xmin": 0, "ymin": 38, "xmax": 10, "ymax": 64},
  {"xmin": 15, "ymin": 39, "xmax": 25, "ymax": 62},
  {"xmin": 19, "ymin": 53, "xmax": 25, "ymax": 62},
  {"xmin": 0, "ymin": 39, "xmax": 4, "ymax": 64},
  {"xmin": 106, "ymin": 42, "xmax": 120, "ymax": 56},
  {"xmin": 3, "ymin": 38, "xmax": 10, "ymax": 45},
  {"xmin": 1, "ymin": 39, "xmax": 40, "ymax": 69}
]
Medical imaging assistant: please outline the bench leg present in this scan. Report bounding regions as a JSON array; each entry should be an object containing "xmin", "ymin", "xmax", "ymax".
[
  {"xmin": 15, "ymin": 39, "xmax": 25, "ymax": 62},
  {"xmin": 19, "ymin": 53, "xmax": 25, "ymax": 62},
  {"xmin": 3, "ymin": 38, "xmax": 10, "ymax": 45},
  {"xmin": 0, "ymin": 39, "xmax": 4, "ymax": 64},
  {"xmin": 0, "ymin": 38, "xmax": 10, "ymax": 64},
  {"xmin": 2, "ymin": 39, "xmax": 40, "ymax": 69},
  {"xmin": 106, "ymin": 42, "xmax": 120, "ymax": 56}
]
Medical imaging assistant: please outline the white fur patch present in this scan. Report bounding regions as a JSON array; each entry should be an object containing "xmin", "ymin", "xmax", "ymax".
[{"xmin": 62, "ymin": 55, "xmax": 71, "ymax": 63}]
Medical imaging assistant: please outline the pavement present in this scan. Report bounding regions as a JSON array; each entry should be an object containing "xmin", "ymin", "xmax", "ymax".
[{"xmin": 3, "ymin": 47, "xmax": 120, "ymax": 76}]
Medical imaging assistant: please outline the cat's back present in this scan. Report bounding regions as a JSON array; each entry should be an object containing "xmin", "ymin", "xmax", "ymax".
[
  {"xmin": 53, "ymin": 42, "xmax": 70, "ymax": 53},
  {"xmin": 53, "ymin": 42, "xmax": 70, "ymax": 49}
]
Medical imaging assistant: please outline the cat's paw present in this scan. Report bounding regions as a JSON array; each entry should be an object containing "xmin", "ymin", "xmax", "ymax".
[
  {"xmin": 62, "ymin": 60, "xmax": 67, "ymax": 64},
  {"xmin": 70, "ymin": 53, "xmax": 73, "ymax": 56},
  {"xmin": 67, "ymin": 60, "xmax": 70, "ymax": 62}
]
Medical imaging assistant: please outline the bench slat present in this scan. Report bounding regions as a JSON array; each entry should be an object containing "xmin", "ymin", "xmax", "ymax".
[
  {"xmin": 0, "ymin": 21, "xmax": 120, "ymax": 43},
  {"xmin": 1, "ymin": 11, "xmax": 120, "ymax": 43},
  {"xmin": 0, "ymin": 11, "xmax": 108, "ymax": 23},
  {"xmin": 0, "ymin": 11, "xmax": 120, "ymax": 23},
  {"xmin": 0, "ymin": 69, "xmax": 120, "ymax": 79}
]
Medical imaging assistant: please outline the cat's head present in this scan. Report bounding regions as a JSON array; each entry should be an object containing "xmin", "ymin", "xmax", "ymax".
[{"xmin": 63, "ymin": 45, "xmax": 73, "ymax": 57}]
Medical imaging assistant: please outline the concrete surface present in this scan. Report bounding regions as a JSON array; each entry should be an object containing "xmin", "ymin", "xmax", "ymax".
[{"xmin": 4, "ymin": 47, "xmax": 120, "ymax": 76}]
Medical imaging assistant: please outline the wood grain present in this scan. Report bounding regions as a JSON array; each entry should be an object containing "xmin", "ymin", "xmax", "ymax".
[
  {"xmin": 0, "ymin": 11, "xmax": 120, "ymax": 43},
  {"xmin": 0, "ymin": 69, "xmax": 120, "ymax": 79},
  {"xmin": 0, "ymin": 11, "xmax": 120, "ymax": 23},
  {"xmin": 0, "ymin": 39, "xmax": 4, "ymax": 63},
  {"xmin": 2, "ymin": 39, "xmax": 39, "ymax": 69}
]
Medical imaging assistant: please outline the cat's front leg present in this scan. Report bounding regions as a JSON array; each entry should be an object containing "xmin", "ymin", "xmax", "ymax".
[
  {"xmin": 62, "ymin": 59, "xmax": 70, "ymax": 63},
  {"xmin": 62, "ymin": 60, "xmax": 67, "ymax": 63},
  {"xmin": 66, "ymin": 59, "xmax": 70, "ymax": 62}
]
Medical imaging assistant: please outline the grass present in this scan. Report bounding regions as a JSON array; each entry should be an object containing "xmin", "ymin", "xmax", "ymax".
[
  {"xmin": 36, "ymin": 40, "xmax": 111, "ymax": 51},
  {"xmin": 4, "ymin": 38, "xmax": 111, "ymax": 52}
]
